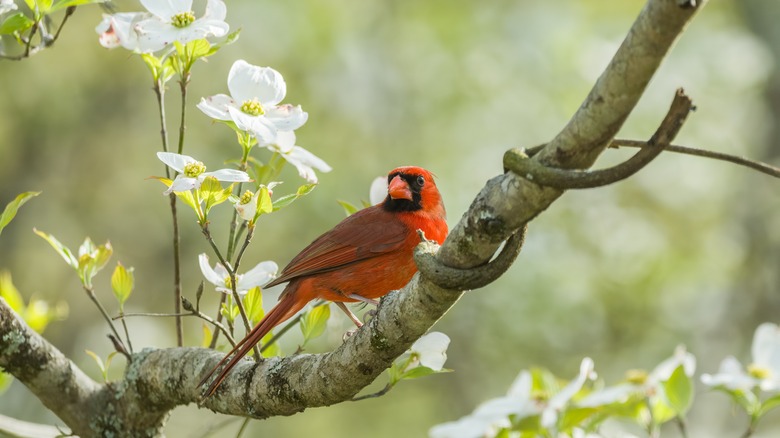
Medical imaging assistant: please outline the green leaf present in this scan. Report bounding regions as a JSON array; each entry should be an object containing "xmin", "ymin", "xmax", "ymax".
[
  {"xmin": 261, "ymin": 331, "xmax": 280, "ymax": 358},
  {"xmin": 36, "ymin": 0, "xmax": 53, "ymax": 13},
  {"xmin": 296, "ymin": 184, "xmax": 317, "ymax": 196},
  {"xmin": 85, "ymin": 349, "xmax": 107, "ymax": 381},
  {"xmin": 399, "ymin": 365, "xmax": 438, "ymax": 380},
  {"xmin": 0, "ymin": 271, "xmax": 24, "ymax": 313},
  {"xmin": 220, "ymin": 302, "xmax": 239, "ymax": 323},
  {"xmin": 758, "ymin": 393, "xmax": 780, "ymax": 417},
  {"xmin": 272, "ymin": 184, "xmax": 317, "ymax": 212},
  {"xmin": 49, "ymin": 0, "xmax": 105, "ymax": 13},
  {"xmin": 662, "ymin": 365, "xmax": 693, "ymax": 416},
  {"xmin": 110, "ymin": 263, "xmax": 134, "ymax": 307},
  {"xmin": 0, "ymin": 191, "xmax": 40, "ymax": 238},
  {"xmin": 242, "ymin": 287, "xmax": 265, "ymax": 324},
  {"xmin": 0, "ymin": 371, "xmax": 12, "ymax": 394},
  {"xmin": 199, "ymin": 176, "xmax": 232, "ymax": 214},
  {"xmin": 337, "ymin": 200, "xmax": 359, "ymax": 216},
  {"xmin": 201, "ymin": 323, "xmax": 213, "ymax": 348},
  {"xmin": 559, "ymin": 407, "xmax": 598, "ymax": 431},
  {"xmin": 151, "ymin": 177, "xmax": 201, "ymax": 218},
  {"xmin": 300, "ymin": 304, "xmax": 330, "ymax": 346},
  {"xmin": 34, "ymin": 228, "xmax": 78, "ymax": 268},
  {"xmin": 257, "ymin": 186, "xmax": 273, "ymax": 216}
]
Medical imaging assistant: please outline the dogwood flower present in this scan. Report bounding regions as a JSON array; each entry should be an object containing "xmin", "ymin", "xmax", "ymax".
[
  {"xmin": 157, "ymin": 152, "xmax": 250, "ymax": 195},
  {"xmin": 541, "ymin": 358, "xmax": 597, "ymax": 429},
  {"xmin": 96, "ymin": 12, "xmax": 147, "ymax": 51},
  {"xmin": 409, "ymin": 332, "xmax": 450, "ymax": 372},
  {"xmin": 198, "ymin": 253, "xmax": 277, "ymax": 295},
  {"xmin": 369, "ymin": 176, "xmax": 387, "ymax": 205},
  {"xmin": 267, "ymin": 131, "xmax": 331, "ymax": 184},
  {"xmin": 234, "ymin": 182, "xmax": 280, "ymax": 222},
  {"xmin": 95, "ymin": 0, "xmax": 228, "ymax": 52},
  {"xmin": 580, "ymin": 346, "xmax": 695, "ymax": 407},
  {"xmin": 702, "ymin": 323, "xmax": 780, "ymax": 392},
  {"xmin": 197, "ymin": 60, "xmax": 308, "ymax": 144},
  {"xmin": 0, "ymin": 0, "xmax": 17, "ymax": 15}
]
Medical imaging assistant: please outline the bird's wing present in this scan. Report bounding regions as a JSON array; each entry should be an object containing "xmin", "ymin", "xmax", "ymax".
[{"xmin": 265, "ymin": 206, "xmax": 409, "ymax": 288}]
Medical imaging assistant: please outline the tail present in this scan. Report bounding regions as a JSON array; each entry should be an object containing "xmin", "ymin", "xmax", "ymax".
[{"xmin": 199, "ymin": 288, "xmax": 310, "ymax": 398}]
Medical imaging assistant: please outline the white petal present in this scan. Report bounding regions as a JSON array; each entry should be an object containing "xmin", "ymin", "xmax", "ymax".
[
  {"xmin": 649, "ymin": 345, "xmax": 696, "ymax": 384},
  {"xmin": 274, "ymin": 130, "xmax": 296, "ymax": 153},
  {"xmin": 544, "ymin": 357, "xmax": 595, "ymax": 428},
  {"xmin": 165, "ymin": 176, "xmax": 199, "ymax": 194},
  {"xmin": 96, "ymin": 13, "xmax": 148, "ymax": 51},
  {"xmin": 203, "ymin": 169, "xmax": 251, "ymax": 183},
  {"xmin": 170, "ymin": 19, "xmax": 228, "ymax": 43},
  {"xmin": 228, "ymin": 60, "xmax": 287, "ymax": 106},
  {"xmin": 428, "ymin": 415, "xmax": 493, "ymax": 438},
  {"xmin": 506, "ymin": 370, "xmax": 532, "ymax": 398},
  {"xmin": 411, "ymin": 332, "xmax": 450, "ymax": 371},
  {"xmin": 203, "ymin": 0, "xmax": 227, "ymax": 21},
  {"xmin": 473, "ymin": 396, "xmax": 537, "ymax": 420},
  {"xmin": 369, "ymin": 176, "xmax": 387, "ymax": 206},
  {"xmin": 197, "ymin": 94, "xmax": 236, "ymax": 121},
  {"xmin": 700, "ymin": 356, "xmax": 757, "ymax": 391},
  {"xmin": 157, "ymin": 152, "xmax": 195, "ymax": 172},
  {"xmin": 578, "ymin": 383, "xmax": 637, "ymax": 407},
  {"xmin": 227, "ymin": 107, "xmax": 278, "ymax": 144},
  {"xmin": 134, "ymin": 16, "xmax": 188, "ymax": 52},
  {"xmin": 234, "ymin": 192, "xmax": 258, "ymax": 221},
  {"xmin": 237, "ymin": 261, "xmax": 278, "ymax": 290},
  {"xmin": 753, "ymin": 323, "xmax": 780, "ymax": 371},
  {"xmin": 141, "ymin": 0, "xmax": 191, "ymax": 20},
  {"xmin": 198, "ymin": 253, "xmax": 224, "ymax": 287},
  {"xmin": 0, "ymin": 0, "xmax": 18, "ymax": 15},
  {"xmin": 265, "ymin": 104, "xmax": 308, "ymax": 131},
  {"xmin": 286, "ymin": 146, "xmax": 332, "ymax": 183}
]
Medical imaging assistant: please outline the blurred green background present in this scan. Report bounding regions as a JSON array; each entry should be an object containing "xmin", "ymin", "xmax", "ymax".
[{"xmin": 1, "ymin": 0, "xmax": 779, "ymax": 436}]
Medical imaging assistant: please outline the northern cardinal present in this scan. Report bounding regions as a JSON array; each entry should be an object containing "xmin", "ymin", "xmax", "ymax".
[{"xmin": 200, "ymin": 166, "xmax": 448, "ymax": 397}]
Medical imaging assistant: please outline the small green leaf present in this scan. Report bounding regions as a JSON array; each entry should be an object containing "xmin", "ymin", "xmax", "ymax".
[
  {"xmin": 34, "ymin": 228, "xmax": 78, "ymax": 268},
  {"xmin": 242, "ymin": 287, "xmax": 265, "ymax": 324},
  {"xmin": 220, "ymin": 302, "xmax": 239, "ymax": 323},
  {"xmin": 151, "ymin": 177, "xmax": 201, "ymax": 218},
  {"xmin": 337, "ymin": 200, "xmax": 359, "ymax": 216},
  {"xmin": 662, "ymin": 365, "xmax": 693, "ymax": 416},
  {"xmin": 560, "ymin": 407, "xmax": 598, "ymax": 431},
  {"xmin": 758, "ymin": 393, "xmax": 780, "ymax": 417},
  {"xmin": 300, "ymin": 304, "xmax": 330, "ymax": 346},
  {"xmin": 49, "ymin": 0, "xmax": 105, "ymax": 13},
  {"xmin": 0, "ymin": 191, "xmax": 40, "ymax": 238},
  {"xmin": 261, "ymin": 331, "xmax": 280, "ymax": 358},
  {"xmin": 201, "ymin": 323, "xmax": 213, "ymax": 348},
  {"xmin": 399, "ymin": 366, "xmax": 437, "ymax": 381},
  {"xmin": 199, "ymin": 176, "xmax": 232, "ymax": 214},
  {"xmin": 0, "ymin": 271, "xmax": 24, "ymax": 313},
  {"xmin": 205, "ymin": 27, "xmax": 241, "ymax": 56},
  {"xmin": 111, "ymin": 263, "xmax": 134, "ymax": 307},
  {"xmin": 257, "ymin": 186, "xmax": 273, "ymax": 216},
  {"xmin": 296, "ymin": 184, "xmax": 317, "ymax": 196},
  {"xmin": 85, "ymin": 349, "xmax": 106, "ymax": 381},
  {"xmin": 0, "ymin": 12, "xmax": 35, "ymax": 35}
]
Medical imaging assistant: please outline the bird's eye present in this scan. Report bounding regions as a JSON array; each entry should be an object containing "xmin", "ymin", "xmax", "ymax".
[{"xmin": 416, "ymin": 175, "xmax": 425, "ymax": 187}]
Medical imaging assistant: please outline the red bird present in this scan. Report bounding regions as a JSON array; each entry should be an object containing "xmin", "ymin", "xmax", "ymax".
[{"xmin": 200, "ymin": 166, "xmax": 448, "ymax": 397}]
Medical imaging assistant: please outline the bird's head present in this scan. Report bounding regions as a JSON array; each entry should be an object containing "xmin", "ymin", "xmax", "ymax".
[{"xmin": 382, "ymin": 166, "xmax": 444, "ymax": 215}]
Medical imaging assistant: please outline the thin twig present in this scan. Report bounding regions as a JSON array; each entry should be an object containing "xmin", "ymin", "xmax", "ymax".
[
  {"xmin": 351, "ymin": 383, "xmax": 392, "ymax": 401},
  {"xmin": 116, "ymin": 306, "xmax": 237, "ymax": 348},
  {"xmin": 84, "ymin": 286, "xmax": 126, "ymax": 353},
  {"xmin": 117, "ymin": 311, "xmax": 134, "ymax": 353},
  {"xmin": 235, "ymin": 418, "xmax": 251, "ymax": 438},
  {"xmin": 108, "ymin": 334, "xmax": 131, "ymax": 361},
  {"xmin": 610, "ymin": 139, "xmax": 780, "ymax": 179}
]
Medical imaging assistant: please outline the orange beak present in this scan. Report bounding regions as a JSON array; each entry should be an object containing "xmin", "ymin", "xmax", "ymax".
[{"xmin": 388, "ymin": 175, "xmax": 412, "ymax": 201}]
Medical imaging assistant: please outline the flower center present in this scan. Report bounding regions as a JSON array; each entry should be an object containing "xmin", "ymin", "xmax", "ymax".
[
  {"xmin": 223, "ymin": 276, "xmax": 233, "ymax": 290},
  {"xmin": 239, "ymin": 190, "xmax": 254, "ymax": 205},
  {"xmin": 183, "ymin": 161, "xmax": 206, "ymax": 178},
  {"xmin": 531, "ymin": 389, "xmax": 549, "ymax": 403},
  {"xmin": 625, "ymin": 369, "xmax": 648, "ymax": 385},
  {"xmin": 170, "ymin": 11, "xmax": 196, "ymax": 28},
  {"xmin": 748, "ymin": 363, "xmax": 772, "ymax": 380},
  {"xmin": 241, "ymin": 99, "xmax": 265, "ymax": 116}
]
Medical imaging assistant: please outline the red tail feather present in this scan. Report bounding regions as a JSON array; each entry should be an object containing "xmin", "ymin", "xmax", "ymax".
[{"xmin": 200, "ymin": 290, "xmax": 310, "ymax": 398}]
